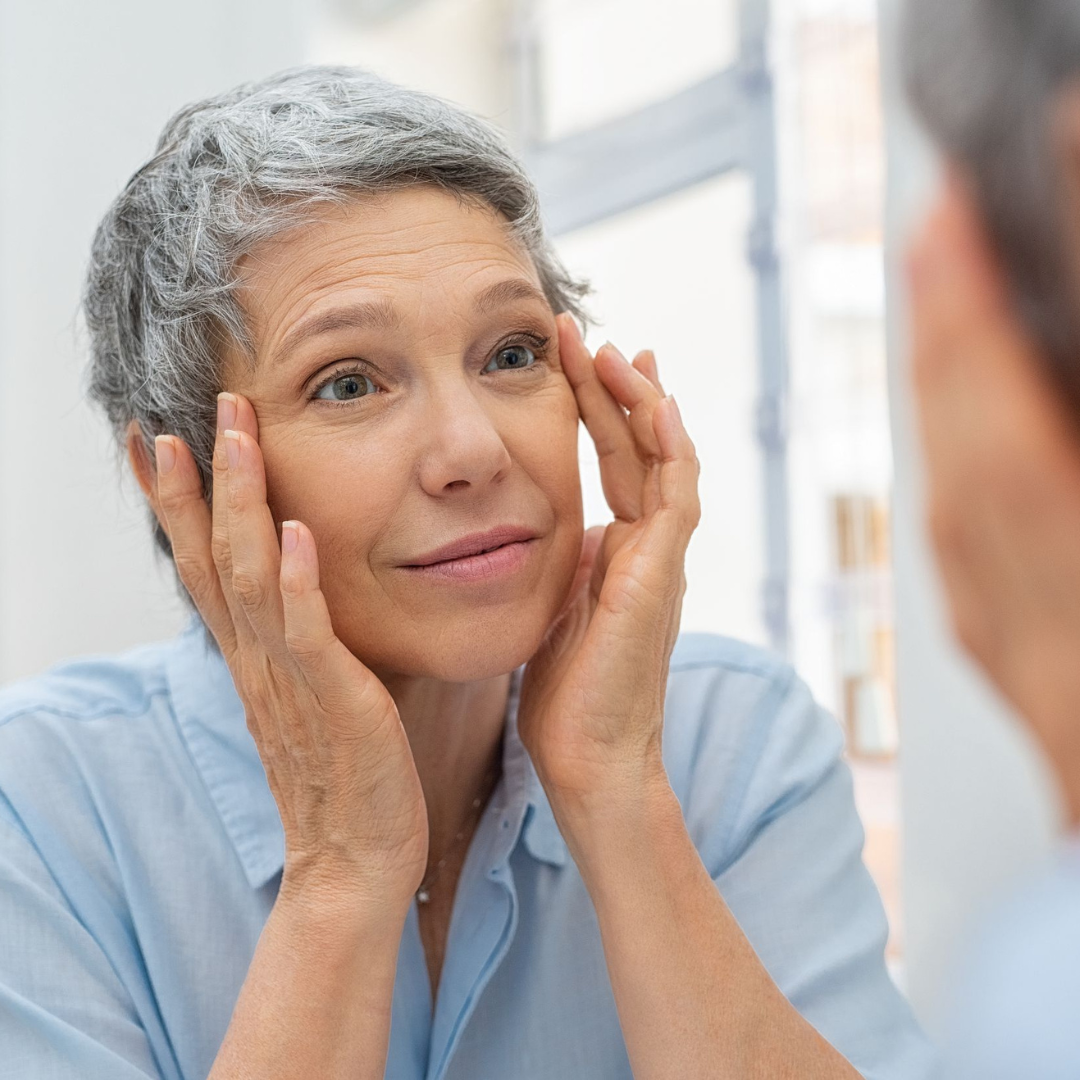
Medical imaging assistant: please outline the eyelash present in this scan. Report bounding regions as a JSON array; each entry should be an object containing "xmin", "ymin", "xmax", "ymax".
[{"xmin": 308, "ymin": 331, "xmax": 553, "ymax": 408}]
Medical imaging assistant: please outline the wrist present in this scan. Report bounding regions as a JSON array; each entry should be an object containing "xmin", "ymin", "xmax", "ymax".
[
  {"xmin": 276, "ymin": 868, "xmax": 414, "ymax": 935},
  {"xmin": 545, "ymin": 748, "xmax": 674, "ymax": 826},
  {"xmin": 547, "ymin": 758, "xmax": 682, "ymax": 860}
]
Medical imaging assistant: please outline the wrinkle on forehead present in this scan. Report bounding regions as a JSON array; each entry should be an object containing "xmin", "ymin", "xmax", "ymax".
[{"xmin": 227, "ymin": 186, "xmax": 542, "ymax": 381}]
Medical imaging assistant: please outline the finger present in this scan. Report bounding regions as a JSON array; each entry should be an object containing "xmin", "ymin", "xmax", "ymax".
[
  {"xmin": 594, "ymin": 341, "xmax": 665, "ymax": 461},
  {"xmin": 556, "ymin": 314, "xmax": 646, "ymax": 516},
  {"xmin": 154, "ymin": 433, "xmax": 239, "ymax": 659},
  {"xmin": 641, "ymin": 396, "xmax": 702, "ymax": 567},
  {"xmin": 210, "ymin": 392, "xmax": 264, "ymax": 654},
  {"xmin": 224, "ymin": 426, "xmax": 292, "ymax": 666},
  {"xmin": 632, "ymin": 349, "xmax": 665, "ymax": 396},
  {"xmin": 279, "ymin": 519, "xmax": 364, "ymax": 686}
]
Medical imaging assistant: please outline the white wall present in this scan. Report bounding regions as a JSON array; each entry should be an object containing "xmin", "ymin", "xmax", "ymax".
[
  {"xmin": 0, "ymin": 0, "xmax": 306, "ymax": 683},
  {"xmin": 0, "ymin": 0, "xmax": 527, "ymax": 686},
  {"xmin": 309, "ymin": 0, "xmax": 513, "ymax": 122},
  {"xmin": 877, "ymin": 0, "xmax": 1063, "ymax": 1033}
]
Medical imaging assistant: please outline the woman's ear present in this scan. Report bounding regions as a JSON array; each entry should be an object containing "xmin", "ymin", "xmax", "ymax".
[{"xmin": 125, "ymin": 419, "xmax": 168, "ymax": 536}]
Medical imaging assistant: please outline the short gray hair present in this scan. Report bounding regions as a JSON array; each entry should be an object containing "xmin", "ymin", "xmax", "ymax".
[
  {"xmin": 902, "ymin": 0, "xmax": 1080, "ymax": 417},
  {"xmin": 83, "ymin": 64, "xmax": 591, "ymax": 619}
]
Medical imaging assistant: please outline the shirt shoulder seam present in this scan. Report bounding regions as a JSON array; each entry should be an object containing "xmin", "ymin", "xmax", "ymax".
[{"xmin": 0, "ymin": 683, "xmax": 170, "ymax": 731}]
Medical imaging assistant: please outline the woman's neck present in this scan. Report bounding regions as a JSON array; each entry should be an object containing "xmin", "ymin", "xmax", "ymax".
[{"xmin": 377, "ymin": 669, "xmax": 513, "ymax": 856}]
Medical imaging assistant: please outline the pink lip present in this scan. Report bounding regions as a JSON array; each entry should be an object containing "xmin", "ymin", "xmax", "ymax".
[
  {"xmin": 399, "ymin": 539, "xmax": 536, "ymax": 582},
  {"xmin": 403, "ymin": 524, "xmax": 539, "ymax": 567}
]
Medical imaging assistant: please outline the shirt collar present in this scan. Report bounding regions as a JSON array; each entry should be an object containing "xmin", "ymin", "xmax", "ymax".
[{"xmin": 165, "ymin": 614, "xmax": 567, "ymax": 890}]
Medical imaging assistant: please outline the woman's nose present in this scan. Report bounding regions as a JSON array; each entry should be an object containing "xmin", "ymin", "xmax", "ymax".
[{"xmin": 411, "ymin": 378, "xmax": 514, "ymax": 494}]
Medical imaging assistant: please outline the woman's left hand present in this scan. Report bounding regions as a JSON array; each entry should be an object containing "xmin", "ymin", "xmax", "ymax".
[{"xmin": 516, "ymin": 313, "xmax": 701, "ymax": 813}]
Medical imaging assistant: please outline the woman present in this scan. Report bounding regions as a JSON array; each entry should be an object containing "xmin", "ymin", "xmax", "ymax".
[
  {"xmin": 0, "ymin": 66, "xmax": 933, "ymax": 1079},
  {"xmin": 903, "ymin": 0, "xmax": 1080, "ymax": 1075}
]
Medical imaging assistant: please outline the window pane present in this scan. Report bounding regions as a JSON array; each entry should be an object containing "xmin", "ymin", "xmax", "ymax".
[
  {"xmin": 555, "ymin": 172, "xmax": 766, "ymax": 645},
  {"xmin": 537, "ymin": 0, "xmax": 740, "ymax": 141}
]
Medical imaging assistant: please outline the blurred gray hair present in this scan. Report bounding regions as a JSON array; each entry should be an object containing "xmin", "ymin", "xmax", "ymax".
[
  {"xmin": 83, "ymin": 64, "xmax": 591, "ymax": 620},
  {"xmin": 902, "ymin": 0, "xmax": 1080, "ymax": 417}
]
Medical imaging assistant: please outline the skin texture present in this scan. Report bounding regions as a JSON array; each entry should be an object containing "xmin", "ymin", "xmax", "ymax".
[
  {"xmin": 906, "ymin": 161, "xmax": 1080, "ymax": 828},
  {"xmin": 126, "ymin": 184, "xmax": 675, "ymax": 994},
  {"xmin": 132, "ymin": 187, "xmax": 586, "ymax": 860},
  {"xmin": 126, "ymin": 183, "xmax": 864, "ymax": 1078}
]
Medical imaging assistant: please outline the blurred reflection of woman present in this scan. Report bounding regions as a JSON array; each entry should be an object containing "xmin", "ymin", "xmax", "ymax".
[
  {"xmin": 904, "ymin": 1, "xmax": 1080, "ymax": 1077},
  {"xmin": 0, "ymin": 66, "xmax": 933, "ymax": 1080}
]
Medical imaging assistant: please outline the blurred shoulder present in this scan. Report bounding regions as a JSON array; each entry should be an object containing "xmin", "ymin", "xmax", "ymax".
[{"xmin": 942, "ymin": 839, "xmax": 1080, "ymax": 1080}]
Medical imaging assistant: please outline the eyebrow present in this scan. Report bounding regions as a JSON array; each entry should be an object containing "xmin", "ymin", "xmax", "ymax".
[{"xmin": 270, "ymin": 277, "xmax": 550, "ymax": 368}]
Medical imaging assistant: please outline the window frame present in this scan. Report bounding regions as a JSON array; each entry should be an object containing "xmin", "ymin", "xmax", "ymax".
[{"xmin": 511, "ymin": 0, "xmax": 792, "ymax": 654}]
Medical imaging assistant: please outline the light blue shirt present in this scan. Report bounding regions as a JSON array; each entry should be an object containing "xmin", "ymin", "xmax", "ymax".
[
  {"xmin": 939, "ymin": 833, "xmax": 1080, "ymax": 1080},
  {"xmin": 0, "ymin": 614, "xmax": 935, "ymax": 1079}
]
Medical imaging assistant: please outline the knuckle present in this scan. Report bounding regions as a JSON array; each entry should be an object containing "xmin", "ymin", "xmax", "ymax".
[
  {"xmin": 211, "ymin": 531, "xmax": 233, "ymax": 576},
  {"xmin": 156, "ymin": 481, "xmax": 188, "ymax": 515},
  {"xmin": 226, "ymin": 470, "xmax": 248, "ymax": 512},
  {"xmin": 279, "ymin": 569, "xmax": 306, "ymax": 601},
  {"xmin": 284, "ymin": 628, "xmax": 327, "ymax": 666},
  {"xmin": 173, "ymin": 551, "xmax": 214, "ymax": 596},
  {"xmin": 231, "ymin": 566, "xmax": 268, "ymax": 611},
  {"xmin": 679, "ymin": 501, "xmax": 701, "ymax": 533},
  {"xmin": 212, "ymin": 437, "xmax": 230, "ymax": 477},
  {"xmin": 239, "ymin": 679, "xmax": 271, "ymax": 721}
]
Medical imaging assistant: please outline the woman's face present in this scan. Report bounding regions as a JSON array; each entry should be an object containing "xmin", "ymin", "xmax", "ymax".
[{"xmin": 223, "ymin": 185, "xmax": 584, "ymax": 682}]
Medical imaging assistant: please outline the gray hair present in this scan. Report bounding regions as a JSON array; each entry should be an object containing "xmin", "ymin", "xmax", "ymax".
[
  {"xmin": 902, "ymin": 0, "xmax": 1080, "ymax": 418},
  {"xmin": 83, "ymin": 64, "xmax": 592, "ymax": 622}
]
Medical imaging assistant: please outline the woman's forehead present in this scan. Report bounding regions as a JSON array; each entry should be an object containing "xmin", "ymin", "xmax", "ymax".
[
  {"xmin": 241, "ymin": 188, "xmax": 534, "ymax": 305},
  {"xmin": 224, "ymin": 189, "xmax": 549, "ymax": 383},
  {"xmin": 245, "ymin": 187, "xmax": 524, "ymax": 278},
  {"xmin": 235, "ymin": 187, "xmax": 544, "ymax": 350}
]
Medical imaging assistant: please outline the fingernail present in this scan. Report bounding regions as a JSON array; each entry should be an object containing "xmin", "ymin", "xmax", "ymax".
[
  {"xmin": 154, "ymin": 435, "xmax": 175, "ymax": 476},
  {"xmin": 667, "ymin": 395, "xmax": 682, "ymax": 422},
  {"xmin": 217, "ymin": 392, "xmax": 237, "ymax": 433},
  {"xmin": 224, "ymin": 429, "xmax": 241, "ymax": 470},
  {"xmin": 282, "ymin": 521, "xmax": 299, "ymax": 553},
  {"xmin": 602, "ymin": 340, "xmax": 628, "ymax": 362}
]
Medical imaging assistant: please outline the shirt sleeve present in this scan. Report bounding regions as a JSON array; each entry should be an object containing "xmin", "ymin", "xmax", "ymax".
[
  {"xmin": 683, "ymin": 659, "xmax": 939, "ymax": 1080},
  {"xmin": 0, "ymin": 793, "xmax": 166, "ymax": 1080}
]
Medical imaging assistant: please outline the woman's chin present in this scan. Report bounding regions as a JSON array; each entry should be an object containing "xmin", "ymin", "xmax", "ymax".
[{"xmin": 339, "ymin": 613, "xmax": 548, "ymax": 685}]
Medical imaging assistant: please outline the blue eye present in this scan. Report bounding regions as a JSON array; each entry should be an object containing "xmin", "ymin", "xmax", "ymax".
[
  {"xmin": 313, "ymin": 370, "xmax": 377, "ymax": 403},
  {"xmin": 483, "ymin": 343, "xmax": 537, "ymax": 372},
  {"xmin": 310, "ymin": 334, "xmax": 548, "ymax": 407}
]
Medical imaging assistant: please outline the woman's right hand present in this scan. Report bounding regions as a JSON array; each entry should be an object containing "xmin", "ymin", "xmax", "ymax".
[{"xmin": 150, "ymin": 391, "xmax": 429, "ymax": 913}]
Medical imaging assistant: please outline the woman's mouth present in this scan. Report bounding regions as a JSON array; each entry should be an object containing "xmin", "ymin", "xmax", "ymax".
[{"xmin": 398, "ymin": 539, "xmax": 536, "ymax": 582}]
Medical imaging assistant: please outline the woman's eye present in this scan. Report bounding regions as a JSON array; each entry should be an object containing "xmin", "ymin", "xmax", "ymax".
[
  {"xmin": 312, "ymin": 341, "xmax": 541, "ymax": 406},
  {"xmin": 313, "ymin": 370, "xmax": 377, "ymax": 403},
  {"xmin": 484, "ymin": 343, "xmax": 537, "ymax": 372}
]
